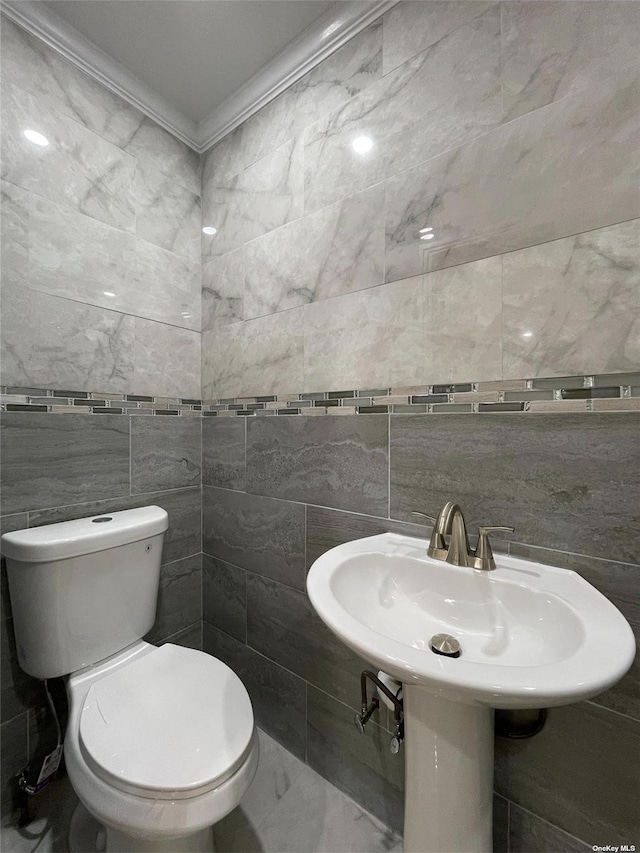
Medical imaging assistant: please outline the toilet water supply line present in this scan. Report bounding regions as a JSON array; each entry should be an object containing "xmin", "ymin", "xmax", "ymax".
[
  {"xmin": 355, "ymin": 670, "xmax": 404, "ymax": 753},
  {"xmin": 17, "ymin": 678, "xmax": 64, "ymax": 811}
]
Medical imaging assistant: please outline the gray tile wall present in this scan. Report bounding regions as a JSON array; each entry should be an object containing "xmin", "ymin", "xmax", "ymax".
[
  {"xmin": 0, "ymin": 414, "xmax": 202, "ymax": 827},
  {"xmin": 201, "ymin": 1, "xmax": 639, "ymax": 399},
  {"xmin": 201, "ymin": 411, "xmax": 640, "ymax": 847},
  {"xmin": 0, "ymin": 19, "xmax": 201, "ymax": 399}
]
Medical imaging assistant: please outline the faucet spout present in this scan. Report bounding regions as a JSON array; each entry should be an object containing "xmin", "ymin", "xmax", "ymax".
[{"xmin": 427, "ymin": 502, "xmax": 473, "ymax": 567}]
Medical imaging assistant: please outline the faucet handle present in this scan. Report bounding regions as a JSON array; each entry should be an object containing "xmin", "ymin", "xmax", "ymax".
[
  {"xmin": 477, "ymin": 525, "xmax": 515, "ymax": 536},
  {"xmin": 473, "ymin": 526, "xmax": 515, "ymax": 571}
]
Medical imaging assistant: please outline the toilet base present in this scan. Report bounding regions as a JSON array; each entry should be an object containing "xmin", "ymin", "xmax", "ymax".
[{"xmin": 69, "ymin": 802, "xmax": 215, "ymax": 853}]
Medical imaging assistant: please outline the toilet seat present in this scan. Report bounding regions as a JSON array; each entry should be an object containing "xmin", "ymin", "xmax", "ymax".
[{"xmin": 78, "ymin": 643, "xmax": 254, "ymax": 800}]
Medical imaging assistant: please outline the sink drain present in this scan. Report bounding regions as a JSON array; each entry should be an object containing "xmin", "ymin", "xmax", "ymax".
[{"xmin": 430, "ymin": 634, "xmax": 461, "ymax": 658}]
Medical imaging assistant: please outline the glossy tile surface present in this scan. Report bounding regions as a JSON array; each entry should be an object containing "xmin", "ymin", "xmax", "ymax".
[
  {"xmin": 133, "ymin": 318, "xmax": 201, "ymax": 399},
  {"xmin": 384, "ymin": 73, "xmax": 640, "ymax": 281},
  {"xmin": 202, "ymin": 307, "xmax": 303, "ymax": 399},
  {"xmin": 0, "ymin": 182, "xmax": 28, "ymax": 290},
  {"xmin": 129, "ymin": 239, "xmax": 201, "ymax": 330},
  {"xmin": 1, "ymin": 287, "xmax": 134, "ymax": 393},
  {"xmin": 131, "ymin": 416, "xmax": 201, "ymax": 493},
  {"xmin": 1, "ymin": 617, "xmax": 44, "ymax": 723},
  {"xmin": 0, "ymin": 515, "xmax": 28, "ymax": 624},
  {"xmin": 246, "ymin": 573, "xmax": 370, "ymax": 707},
  {"xmin": 203, "ymin": 555, "xmax": 247, "ymax": 643},
  {"xmin": 132, "ymin": 162, "xmax": 201, "ymax": 262},
  {"xmin": 202, "ymin": 417, "xmax": 246, "ymax": 491},
  {"xmin": 2, "ymin": 82, "xmax": 136, "ymax": 231},
  {"xmin": 202, "ymin": 137, "xmax": 304, "ymax": 261},
  {"xmin": 306, "ymin": 505, "xmax": 429, "ymax": 569},
  {"xmin": 307, "ymin": 686, "xmax": 405, "ymax": 834},
  {"xmin": 204, "ymin": 623, "xmax": 307, "ymax": 760},
  {"xmin": 503, "ymin": 220, "xmax": 640, "ymax": 379},
  {"xmin": 246, "ymin": 415, "xmax": 388, "ymax": 516},
  {"xmin": 424, "ymin": 255, "xmax": 502, "ymax": 383},
  {"xmin": 241, "ymin": 23, "xmax": 383, "ymax": 173},
  {"xmin": 502, "ymin": 0, "xmax": 640, "ymax": 121},
  {"xmin": 0, "ymin": 413, "xmax": 129, "ymax": 514},
  {"xmin": 203, "ymin": 486, "xmax": 306, "ymax": 590},
  {"xmin": 145, "ymin": 554, "xmax": 202, "ymax": 645},
  {"xmin": 303, "ymin": 278, "xmax": 424, "ymax": 390},
  {"xmin": 508, "ymin": 803, "xmax": 593, "ymax": 852},
  {"xmin": 303, "ymin": 5, "xmax": 501, "ymax": 213},
  {"xmin": 495, "ymin": 702, "xmax": 640, "ymax": 843},
  {"xmin": 245, "ymin": 184, "xmax": 385, "ymax": 318},
  {"xmin": 382, "ymin": 1, "xmax": 495, "ymax": 75},
  {"xmin": 202, "ymin": 249, "xmax": 244, "ymax": 330},
  {"xmin": 390, "ymin": 413, "xmax": 640, "ymax": 563},
  {"xmin": 124, "ymin": 117, "xmax": 200, "ymax": 195},
  {"xmin": 1, "ymin": 19, "xmax": 145, "ymax": 151}
]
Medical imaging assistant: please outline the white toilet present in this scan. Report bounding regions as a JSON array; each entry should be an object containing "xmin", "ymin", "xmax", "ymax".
[{"xmin": 2, "ymin": 506, "xmax": 259, "ymax": 853}]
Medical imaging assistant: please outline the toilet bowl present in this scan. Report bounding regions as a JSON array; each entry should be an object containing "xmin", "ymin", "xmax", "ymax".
[
  {"xmin": 64, "ymin": 640, "xmax": 259, "ymax": 852},
  {"xmin": 1, "ymin": 507, "xmax": 259, "ymax": 853}
]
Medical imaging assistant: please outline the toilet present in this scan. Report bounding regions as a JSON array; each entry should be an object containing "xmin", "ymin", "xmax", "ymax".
[{"xmin": 2, "ymin": 506, "xmax": 258, "ymax": 853}]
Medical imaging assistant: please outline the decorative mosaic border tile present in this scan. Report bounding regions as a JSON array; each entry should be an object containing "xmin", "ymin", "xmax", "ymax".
[
  {"xmin": 2, "ymin": 373, "xmax": 639, "ymax": 417},
  {"xmin": 0, "ymin": 388, "xmax": 202, "ymax": 416}
]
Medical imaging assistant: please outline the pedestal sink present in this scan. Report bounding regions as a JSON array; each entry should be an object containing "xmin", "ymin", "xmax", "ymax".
[{"xmin": 306, "ymin": 533, "xmax": 635, "ymax": 853}]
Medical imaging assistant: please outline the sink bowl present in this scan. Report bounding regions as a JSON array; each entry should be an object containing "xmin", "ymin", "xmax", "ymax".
[{"xmin": 307, "ymin": 532, "xmax": 635, "ymax": 708}]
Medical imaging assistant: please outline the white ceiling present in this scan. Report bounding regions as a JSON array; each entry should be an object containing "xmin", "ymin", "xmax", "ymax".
[{"xmin": 44, "ymin": 0, "xmax": 336, "ymax": 122}]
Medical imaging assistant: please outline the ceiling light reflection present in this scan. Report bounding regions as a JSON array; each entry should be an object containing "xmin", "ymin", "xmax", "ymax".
[
  {"xmin": 352, "ymin": 136, "xmax": 373, "ymax": 154},
  {"xmin": 103, "ymin": 291, "xmax": 115, "ymax": 298},
  {"xmin": 420, "ymin": 233, "xmax": 435, "ymax": 241},
  {"xmin": 23, "ymin": 129, "xmax": 49, "ymax": 147},
  {"xmin": 202, "ymin": 226, "xmax": 217, "ymax": 235}
]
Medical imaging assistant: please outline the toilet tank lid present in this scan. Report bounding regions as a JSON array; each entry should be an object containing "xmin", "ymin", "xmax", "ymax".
[{"xmin": 1, "ymin": 506, "xmax": 169, "ymax": 563}]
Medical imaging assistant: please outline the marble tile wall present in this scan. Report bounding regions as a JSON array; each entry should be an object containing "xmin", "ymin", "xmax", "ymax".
[
  {"xmin": 0, "ymin": 19, "xmax": 201, "ymax": 399},
  {"xmin": 202, "ymin": 411, "xmax": 640, "ymax": 847},
  {"xmin": 0, "ymin": 412, "xmax": 203, "ymax": 827},
  {"xmin": 201, "ymin": 0, "xmax": 640, "ymax": 399}
]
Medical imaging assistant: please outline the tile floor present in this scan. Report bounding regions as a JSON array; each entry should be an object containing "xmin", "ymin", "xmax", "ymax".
[{"xmin": 1, "ymin": 728, "xmax": 402, "ymax": 853}]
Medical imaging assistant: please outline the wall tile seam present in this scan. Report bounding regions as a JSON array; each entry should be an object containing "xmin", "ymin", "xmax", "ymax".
[
  {"xmin": 160, "ymin": 551, "xmax": 203, "ymax": 569},
  {"xmin": 506, "ymin": 541, "xmax": 640, "ymax": 573},
  {"xmin": 0, "ymin": 709, "xmax": 29, "ymax": 730},
  {"xmin": 202, "ymin": 551, "xmax": 305, "ymax": 596},
  {"xmin": 0, "ymin": 285, "xmax": 201, "ymax": 336},
  {"xmin": 1, "ymin": 176, "xmax": 202, "ymax": 256},
  {"xmin": 503, "ymin": 797, "xmax": 593, "ymax": 851},
  {"xmin": 584, "ymin": 698, "xmax": 640, "ymax": 727},
  {"xmin": 155, "ymin": 619, "xmax": 202, "ymax": 646},
  {"xmin": 202, "ymin": 492, "xmax": 640, "ymax": 573},
  {"xmin": 8, "ymin": 486, "xmax": 201, "ymax": 522},
  {"xmin": 204, "ymin": 617, "xmax": 307, "ymax": 688}
]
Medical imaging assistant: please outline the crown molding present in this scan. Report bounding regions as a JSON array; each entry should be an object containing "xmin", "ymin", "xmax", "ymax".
[
  {"xmin": 196, "ymin": 1, "xmax": 398, "ymax": 152},
  {"xmin": 1, "ymin": 0, "xmax": 398, "ymax": 154},
  {"xmin": 1, "ymin": 0, "xmax": 199, "ymax": 148}
]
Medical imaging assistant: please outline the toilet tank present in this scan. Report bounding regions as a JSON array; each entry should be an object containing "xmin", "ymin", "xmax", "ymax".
[{"xmin": 1, "ymin": 506, "xmax": 169, "ymax": 679}]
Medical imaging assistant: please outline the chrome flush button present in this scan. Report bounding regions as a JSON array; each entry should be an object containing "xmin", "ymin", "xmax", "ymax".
[{"xmin": 430, "ymin": 634, "xmax": 461, "ymax": 658}]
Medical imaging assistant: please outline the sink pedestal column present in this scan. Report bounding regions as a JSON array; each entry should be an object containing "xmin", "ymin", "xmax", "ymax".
[{"xmin": 403, "ymin": 685, "xmax": 494, "ymax": 853}]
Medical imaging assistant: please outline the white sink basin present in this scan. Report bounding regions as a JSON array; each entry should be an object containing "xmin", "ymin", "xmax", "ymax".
[{"xmin": 307, "ymin": 532, "xmax": 635, "ymax": 708}]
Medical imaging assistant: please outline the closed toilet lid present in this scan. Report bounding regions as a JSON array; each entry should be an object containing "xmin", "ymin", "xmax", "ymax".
[{"xmin": 79, "ymin": 644, "xmax": 254, "ymax": 800}]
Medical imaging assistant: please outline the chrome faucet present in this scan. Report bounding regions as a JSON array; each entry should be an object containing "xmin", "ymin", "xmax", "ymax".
[{"xmin": 412, "ymin": 502, "xmax": 514, "ymax": 571}]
